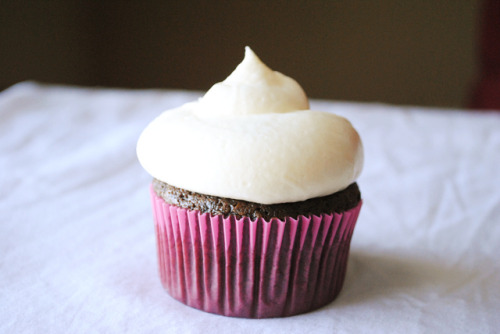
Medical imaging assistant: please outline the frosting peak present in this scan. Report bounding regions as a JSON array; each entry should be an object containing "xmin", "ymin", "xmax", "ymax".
[
  {"xmin": 197, "ymin": 47, "xmax": 309, "ymax": 116},
  {"xmin": 137, "ymin": 47, "xmax": 363, "ymax": 204}
]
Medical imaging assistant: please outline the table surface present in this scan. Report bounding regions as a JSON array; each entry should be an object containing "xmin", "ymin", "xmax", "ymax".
[{"xmin": 1, "ymin": 82, "xmax": 499, "ymax": 334}]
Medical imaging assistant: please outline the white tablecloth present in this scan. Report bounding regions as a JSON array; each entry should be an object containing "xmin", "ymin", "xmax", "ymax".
[{"xmin": 1, "ymin": 82, "xmax": 499, "ymax": 333}]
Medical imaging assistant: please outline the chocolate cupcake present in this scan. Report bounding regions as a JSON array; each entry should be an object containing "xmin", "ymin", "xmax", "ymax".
[{"xmin": 137, "ymin": 47, "xmax": 363, "ymax": 318}]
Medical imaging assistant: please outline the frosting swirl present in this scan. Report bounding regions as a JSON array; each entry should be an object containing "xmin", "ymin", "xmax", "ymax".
[
  {"xmin": 197, "ymin": 47, "xmax": 309, "ymax": 116},
  {"xmin": 137, "ymin": 47, "xmax": 363, "ymax": 204}
]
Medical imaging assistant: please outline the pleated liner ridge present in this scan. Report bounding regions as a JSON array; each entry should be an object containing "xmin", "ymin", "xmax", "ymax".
[{"xmin": 150, "ymin": 187, "xmax": 362, "ymax": 318}]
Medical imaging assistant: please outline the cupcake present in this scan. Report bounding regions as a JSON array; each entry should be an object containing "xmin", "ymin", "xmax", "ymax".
[{"xmin": 137, "ymin": 47, "xmax": 363, "ymax": 318}]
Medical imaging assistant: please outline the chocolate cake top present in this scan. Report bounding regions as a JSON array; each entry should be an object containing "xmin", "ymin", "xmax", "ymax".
[{"xmin": 153, "ymin": 179, "xmax": 360, "ymax": 221}]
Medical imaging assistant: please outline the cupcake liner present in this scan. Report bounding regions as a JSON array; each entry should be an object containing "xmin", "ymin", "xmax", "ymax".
[{"xmin": 150, "ymin": 186, "xmax": 362, "ymax": 318}]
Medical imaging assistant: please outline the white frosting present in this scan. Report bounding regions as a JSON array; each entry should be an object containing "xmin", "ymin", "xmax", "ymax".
[
  {"xmin": 137, "ymin": 47, "xmax": 363, "ymax": 204},
  {"xmin": 197, "ymin": 47, "xmax": 309, "ymax": 116}
]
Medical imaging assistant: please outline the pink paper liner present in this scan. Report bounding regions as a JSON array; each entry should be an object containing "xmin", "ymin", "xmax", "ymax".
[{"xmin": 150, "ymin": 186, "xmax": 362, "ymax": 318}]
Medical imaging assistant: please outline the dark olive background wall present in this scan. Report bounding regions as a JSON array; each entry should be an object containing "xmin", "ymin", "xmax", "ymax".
[{"xmin": 1, "ymin": 1, "xmax": 478, "ymax": 108}]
